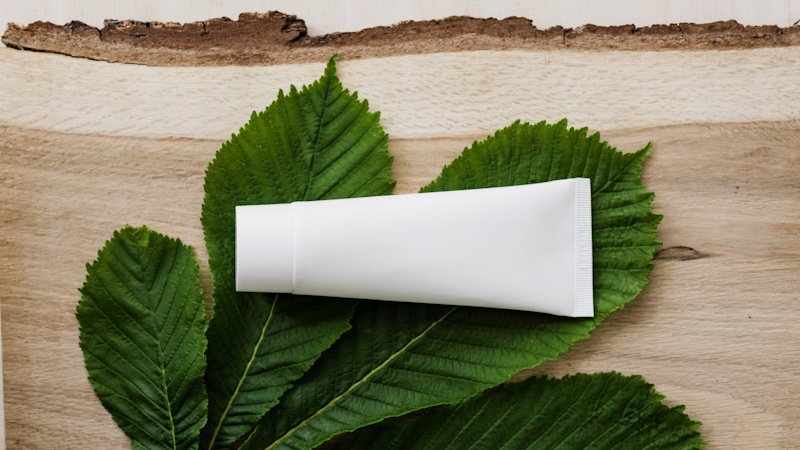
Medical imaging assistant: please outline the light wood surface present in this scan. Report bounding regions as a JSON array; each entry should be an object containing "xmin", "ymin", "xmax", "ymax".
[
  {"xmin": 3, "ymin": 48, "xmax": 799, "ymax": 139},
  {"xmin": 0, "ymin": 308, "xmax": 4, "ymax": 449},
  {"xmin": 1, "ymin": 44, "xmax": 799, "ymax": 450}
]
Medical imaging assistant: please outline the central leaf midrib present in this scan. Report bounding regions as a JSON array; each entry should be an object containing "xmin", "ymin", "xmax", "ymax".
[
  {"xmin": 574, "ymin": 377, "xmax": 638, "ymax": 449},
  {"xmin": 207, "ymin": 295, "xmax": 279, "ymax": 449},
  {"xmin": 592, "ymin": 149, "xmax": 647, "ymax": 197},
  {"xmin": 264, "ymin": 307, "xmax": 459, "ymax": 450},
  {"xmin": 138, "ymin": 241, "xmax": 179, "ymax": 450},
  {"xmin": 302, "ymin": 71, "xmax": 335, "ymax": 200}
]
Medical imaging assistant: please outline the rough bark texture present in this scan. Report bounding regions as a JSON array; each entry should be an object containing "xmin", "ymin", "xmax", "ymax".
[{"xmin": 3, "ymin": 12, "xmax": 799, "ymax": 66}]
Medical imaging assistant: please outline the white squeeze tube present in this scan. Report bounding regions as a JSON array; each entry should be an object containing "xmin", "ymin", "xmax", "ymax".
[{"xmin": 235, "ymin": 178, "xmax": 593, "ymax": 317}]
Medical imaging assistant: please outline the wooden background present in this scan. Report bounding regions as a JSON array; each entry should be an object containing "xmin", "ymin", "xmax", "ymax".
[{"xmin": 1, "ymin": 3, "xmax": 799, "ymax": 449}]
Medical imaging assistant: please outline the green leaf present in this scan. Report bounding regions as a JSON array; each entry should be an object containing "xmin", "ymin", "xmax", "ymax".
[
  {"xmin": 200, "ymin": 56, "xmax": 395, "ymax": 449},
  {"xmin": 77, "ymin": 226, "xmax": 209, "ymax": 450},
  {"xmin": 326, "ymin": 373, "xmax": 705, "ymax": 450},
  {"xmin": 241, "ymin": 120, "xmax": 661, "ymax": 450}
]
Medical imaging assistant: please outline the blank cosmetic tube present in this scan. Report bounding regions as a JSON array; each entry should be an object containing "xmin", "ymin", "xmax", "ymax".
[{"xmin": 236, "ymin": 178, "xmax": 593, "ymax": 317}]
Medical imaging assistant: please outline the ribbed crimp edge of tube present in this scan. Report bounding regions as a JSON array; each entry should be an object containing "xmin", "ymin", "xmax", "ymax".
[{"xmin": 573, "ymin": 178, "xmax": 594, "ymax": 317}]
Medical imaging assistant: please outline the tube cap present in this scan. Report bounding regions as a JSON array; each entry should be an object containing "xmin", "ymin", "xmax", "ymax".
[{"xmin": 235, "ymin": 204, "xmax": 294, "ymax": 293}]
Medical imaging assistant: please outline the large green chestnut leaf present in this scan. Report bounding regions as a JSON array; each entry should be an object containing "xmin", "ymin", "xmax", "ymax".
[
  {"xmin": 200, "ymin": 56, "xmax": 395, "ymax": 449},
  {"xmin": 328, "ymin": 372, "xmax": 704, "ymax": 450},
  {"xmin": 77, "ymin": 226, "xmax": 209, "ymax": 450}
]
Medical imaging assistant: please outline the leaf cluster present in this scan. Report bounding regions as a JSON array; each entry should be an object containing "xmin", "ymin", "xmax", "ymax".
[{"xmin": 76, "ymin": 57, "xmax": 703, "ymax": 450}]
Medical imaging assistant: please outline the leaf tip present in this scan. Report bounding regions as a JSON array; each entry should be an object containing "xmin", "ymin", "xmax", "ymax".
[
  {"xmin": 636, "ymin": 141, "xmax": 654, "ymax": 160},
  {"xmin": 325, "ymin": 54, "xmax": 341, "ymax": 77}
]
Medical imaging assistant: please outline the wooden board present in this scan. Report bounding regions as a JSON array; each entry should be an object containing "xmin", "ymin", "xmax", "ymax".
[{"xmin": 1, "ymin": 14, "xmax": 799, "ymax": 449}]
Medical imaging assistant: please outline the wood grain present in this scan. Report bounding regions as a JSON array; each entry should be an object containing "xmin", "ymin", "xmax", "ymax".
[
  {"xmin": 1, "ymin": 45, "xmax": 799, "ymax": 448},
  {"xmin": 0, "ymin": 308, "xmax": 4, "ymax": 449},
  {"xmin": 2, "ymin": 49, "xmax": 799, "ymax": 140}
]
